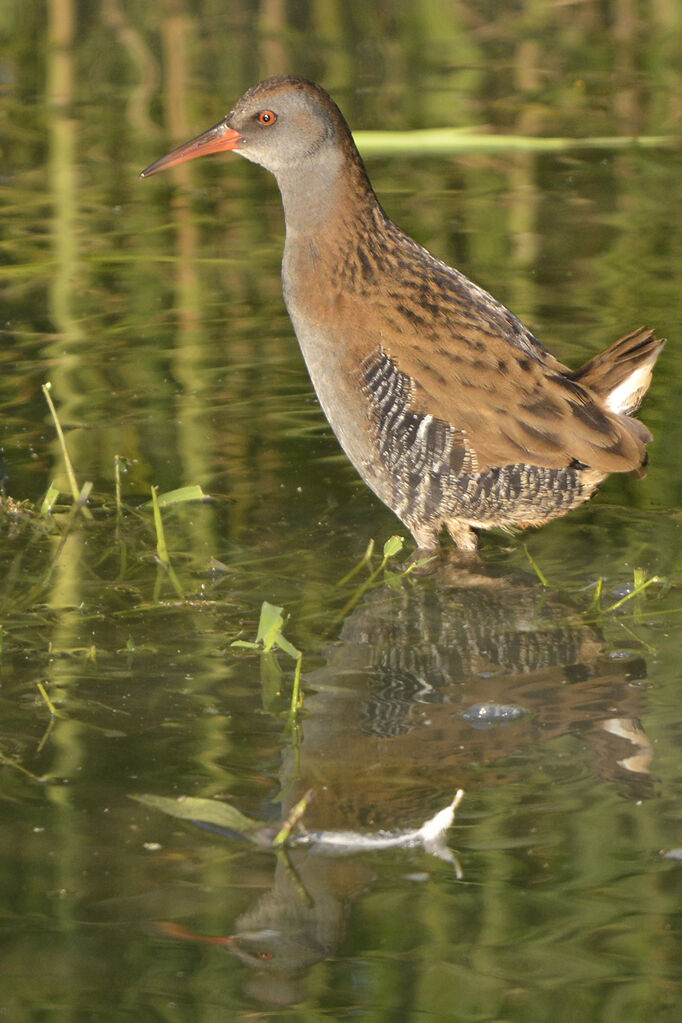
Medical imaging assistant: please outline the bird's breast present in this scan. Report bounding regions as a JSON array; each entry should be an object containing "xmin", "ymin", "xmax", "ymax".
[{"xmin": 281, "ymin": 251, "xmax": 389, "ymax": 487}]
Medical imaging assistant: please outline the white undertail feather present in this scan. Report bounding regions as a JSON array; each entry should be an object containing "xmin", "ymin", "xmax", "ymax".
[{"xmin": 603, "ymin": 360, "xmax": 657, "ymax": 415}]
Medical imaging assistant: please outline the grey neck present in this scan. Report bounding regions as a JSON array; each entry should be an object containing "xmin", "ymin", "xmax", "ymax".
[{"xmin": 274, "ymin": 145, "xmax": 371, "ymax": 237}]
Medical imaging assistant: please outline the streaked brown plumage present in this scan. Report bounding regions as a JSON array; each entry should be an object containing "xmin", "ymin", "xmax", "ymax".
[{"xmin": 142, "ymin": 75, "xmax": 665, "ymax": 550}]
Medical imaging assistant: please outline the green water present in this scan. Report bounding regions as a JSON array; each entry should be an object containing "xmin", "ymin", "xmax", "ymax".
[{"xmin": 1, "ymin": 2, "xmax": 681, "ymax": 1019}]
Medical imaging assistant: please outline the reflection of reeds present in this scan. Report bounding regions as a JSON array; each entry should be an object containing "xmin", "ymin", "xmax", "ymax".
[
  {"xmin": 101, "ymin": 0, "xmax": 159, "ymax": 136},
  {"xmin": 47, "ymin": 0, "xmax": 81, "ymax": 351},
  {"xmin": 159, "ymin": 11, "xmax": 214, "ymax": 566},
  {"xmin": 45, "ymin": 0, "xmax": 90, "ymax": 759}
]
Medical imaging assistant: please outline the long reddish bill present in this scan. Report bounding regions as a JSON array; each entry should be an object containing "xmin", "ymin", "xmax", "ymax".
[
  {"xmin": 155, "ymin": 920, "xmax": 236, "ymax": 946},
  {"xmin": 140, "ymin": 120, "xmax": 242, "ymax": 178}
]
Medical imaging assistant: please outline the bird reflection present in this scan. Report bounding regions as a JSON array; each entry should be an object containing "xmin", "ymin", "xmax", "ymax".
[
  {"xmin": 282, "ymin": 558, "xmax": 651, "ymax": 828},
  {"xmin": 160, "ymin": 557, "xmax": 652, "ymax": 1004}
]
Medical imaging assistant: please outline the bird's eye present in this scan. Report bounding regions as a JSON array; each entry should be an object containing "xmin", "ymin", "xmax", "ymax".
[{"xmin": 257, "ymin": 110, "xmax": 277, "ymax": 125}]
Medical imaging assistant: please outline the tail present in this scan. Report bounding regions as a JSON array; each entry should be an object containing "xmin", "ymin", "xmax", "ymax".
[
  {"xmin": 572, "ymin": 327, "xmax": 665, "ymax": 417},
  {"xmin": 570, "ymin": 327, "xmax": 664, "ymax": 477}
]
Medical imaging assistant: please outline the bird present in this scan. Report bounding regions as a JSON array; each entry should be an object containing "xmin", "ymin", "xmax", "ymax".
[{"xmin": 141, "ymin": 75, "xmax": 664, "ymax": 551}]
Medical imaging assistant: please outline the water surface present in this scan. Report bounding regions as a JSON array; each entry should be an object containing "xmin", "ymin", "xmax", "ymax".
[{"xmin": 1, "ymin": 2, "xmax": 681, "ymax": 1019}]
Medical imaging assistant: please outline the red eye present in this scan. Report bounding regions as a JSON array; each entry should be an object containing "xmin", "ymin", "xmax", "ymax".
[{"xmin": 257, "ymin": 110, "xmax": 277, "ymax": 125}]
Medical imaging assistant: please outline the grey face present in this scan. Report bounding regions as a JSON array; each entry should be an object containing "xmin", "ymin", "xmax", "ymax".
[
  {"xmin": 140, "ymin": 77, "xmax": 340, "ymax": 181},
  {"xmin": 224, "ymin": 85, "xmax": 336, "ymax": 174}
]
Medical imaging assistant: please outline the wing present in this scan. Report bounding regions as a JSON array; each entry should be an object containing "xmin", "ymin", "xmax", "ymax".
[
  {"xmin": 329, "ymin": 216, "xmax": 651, "ymax": 476},
  {"xmin": 389, "ymin": 328, "xmax": 646, "ymax": 474},
  {"xmin": 359, "ymin": 293, "xmax": 647, "ymax": 475}
]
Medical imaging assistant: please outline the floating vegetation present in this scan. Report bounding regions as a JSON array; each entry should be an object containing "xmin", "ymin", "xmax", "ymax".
[
  {"xmin": 592, "ymin": 568, "xmax": 664, "ymax": 615},
  {"xmin": 524, "ymin": 545, "xmax": 670, "ymax": 628},
  {"xmin": 149, "ymin": 485, "xmax": 184, "ymax": 599},
  {"xmin": 41, "ymin": 382, "xmax": 92, "ymax": 519},
  {"xmin": 332, "ymin": 534, "xmax": 434, "ymax": 624},
  {"xmin": 133, "ymin": 789, "xmax": 465, "ymax": 868},
  {"xmin": 2, "ymin": 384, "xmax": 211, "ymax": 599},
  {"xmin": 228, "ymin": 538, "xmax": 436, "ymax": 724},
  {"xmin": 232, "ymin": 600, "xmax": 303, "ymax": 721}
]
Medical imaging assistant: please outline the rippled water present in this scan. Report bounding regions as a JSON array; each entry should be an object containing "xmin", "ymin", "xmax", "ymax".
[{"xmin": 1, "ymin": 3, "xmax": 681, "ymax": 1019}]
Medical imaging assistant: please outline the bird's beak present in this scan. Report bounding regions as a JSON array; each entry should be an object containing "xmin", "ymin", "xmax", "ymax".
[{"xmin": 140, "ymin": 119, "xmax": 242, "ymax": 178}]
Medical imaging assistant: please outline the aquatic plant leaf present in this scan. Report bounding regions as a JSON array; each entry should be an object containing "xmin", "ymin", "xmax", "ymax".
[
  {"xmin": 144, "ymin": 485, "xmax": 209, "ymax": 508},
  {"xmin": 231, "ymin": 602, "xmax": 300, "ymax": 660},
  {"xmin": 274, "ymin": 633, "xmax": 301, "ymax": 660},
  {"xmin": 40, "ymin": 484, "xmax": 60, "ymax": 516},
  {"xmin": 132, "ymin": 793, "xmax": 262, "ymax": 834},
  {"xmin": 255, "ymin": 601, "xmax": 284, "ymax": 649},
  {"xmin": 383, "ymin": 535, "xmax": 404, "ymax": 558}
]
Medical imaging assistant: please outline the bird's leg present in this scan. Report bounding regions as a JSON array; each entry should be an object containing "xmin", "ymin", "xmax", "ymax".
[{"xmin": 445, "ymin": 520, "xmax": 479, "ymax": 552}]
